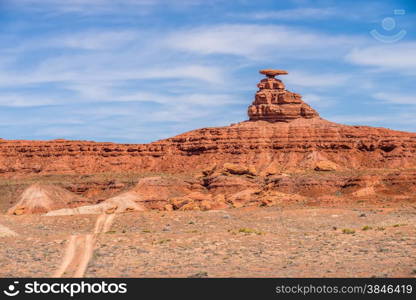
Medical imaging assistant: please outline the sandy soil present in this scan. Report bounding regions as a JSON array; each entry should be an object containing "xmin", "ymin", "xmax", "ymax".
[
  {"xmin": 0, "ymin": 223, "xmax": 17, "ymax": 238},
  {"xmin": 52, "ymin": 214, "xmax": 115, "ymax": 278},
  {"xmin": 0, "ymin": 205, "xmax": 415, "ymax": 278}
]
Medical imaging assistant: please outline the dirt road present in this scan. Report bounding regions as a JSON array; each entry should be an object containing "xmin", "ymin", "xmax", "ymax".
[{"xmin": 53, "ymin": 214, "xmax": 115, "ymax": 278}]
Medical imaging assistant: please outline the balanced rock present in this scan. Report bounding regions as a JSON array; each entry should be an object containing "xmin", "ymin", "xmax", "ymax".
[{"xmin": 248, "ymin": 69, "xmax": 319, "ymax": 122}]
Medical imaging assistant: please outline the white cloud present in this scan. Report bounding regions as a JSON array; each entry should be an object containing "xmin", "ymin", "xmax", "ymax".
[
  {"xmin": 0, "ymin": 64, "xmax": 225, "ymax": 87},
  {"xmin": 118, "ymin": 92, "xmax": 239, "ymax": 106},
  {"xmin": 301, "ymin": 93, "xmax": 336, "ymax": 108},
  {"xmin": 0, "ymin": 24, "xmax": 369, "ymax": 91},
  {"xmin": 0, "ymin": 86, "xmax": 238, "ymax": 108},
  {"xmin": 345, "ymin": 43, "xmax": 416, "ymax": 74},
  {"xmin": 5, "ymin": 0, "xmax": 207, "ymax": 15},
  {"xmin": 6, "ymin": 0, "xmax": 155, "ymax": 13},
  {"xmin": 0, "ymin": 29, "xmax": 148, "ymax": 54},
  {"xmin": 0, "ymin": 93, "xmax": 64, "ymax": 107},
  {"xmin": 137, "ymin": 65, "xmax": 225, "ymax": 83},
  {"xmin": 373, "ymin": 92, "xmax": 416, "ymax": 105},
  {"xmin": 166, "ymin": 24, "xmax": 366, "ymax": 60},
  {"xmin": 329, "ymin": 115, "xmax": 388, "ymax": 124},
  {"xmin": 51, "ymin": 31, "xmax": 139, "ymax": 50},
  {"xmin": 328, "ymin": 112, "xmax": 416, "ymax": 127},
  {"xmin": 239, "ymin": 8, "xmax": 338, "ymax": 20},
  {"xmin": 285, "ymin": 70, "xmax": 350, "ymax": 88}
]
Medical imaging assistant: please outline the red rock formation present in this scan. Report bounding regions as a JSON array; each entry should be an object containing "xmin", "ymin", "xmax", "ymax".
[
  {"xmin": 7, "ymin": 183, "xmax": 91, "ymax": 215},
  {"xmin": 45, "ymin": 191, "xmax": 145, "ymax": 216},
  {"xmin": 248, "ymin": 69, "xmax": 319, "ymax": 122},
  {"xmin": 1, "ymin": 118, "xmax": 416, "ymax": 177},
  {"xmin": 0, "ymin": 69, "xmax": 415, "ymax": 178},
  {"xmin": 3, "ymin": 68, "xmax": 416, "ymax": 214}
]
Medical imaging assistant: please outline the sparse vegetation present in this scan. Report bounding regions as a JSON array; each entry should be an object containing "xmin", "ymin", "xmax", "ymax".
[
  {"xmin": 342, "ymin": 228, "xmax": 355, "ymax": 234},
  {"xmin": 158, "ymin": 239, "xmax": 171, "ymax": 244},
  {"xmin": 188, "ymin": 271, "xmax": 208, "ymax": 278},
  {"xmin": 237, "ymin": 228, "xmax": 264, "ymax": 235},
  {"xmin": 362, "ymin": 226, "xmax": 372, "ymax": 231}
]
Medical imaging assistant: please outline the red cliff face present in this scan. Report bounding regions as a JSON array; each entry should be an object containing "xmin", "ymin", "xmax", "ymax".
[
  {"xmin": 2, "ymin": 69, "xmax": 416, "ymax": 213},
  {"xmin": 1, "ymin": 119, "xmax": 416, "ymax": 177},
  {"xmin": 0, "ymin": 69, "xmax": 415, "ymax": 178}
]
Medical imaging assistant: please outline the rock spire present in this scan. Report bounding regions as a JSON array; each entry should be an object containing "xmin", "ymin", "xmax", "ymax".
[{"xmin": 248, "ymin": 69, "xmax": 319, "ymax": 122}]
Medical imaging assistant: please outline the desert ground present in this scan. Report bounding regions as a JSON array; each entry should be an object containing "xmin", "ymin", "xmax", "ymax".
[{"xmin": 1, "ymin": 194, "xmax": 415, "ymax": 277}]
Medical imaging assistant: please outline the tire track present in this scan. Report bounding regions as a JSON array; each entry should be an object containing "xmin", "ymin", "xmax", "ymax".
[
  {"xmin": 52, "ymin": 235, "xmax": 77, "ymax": 278},
  {"xmin": 53, "ymin": 214, "xmax": 115, "ymax": 278}
]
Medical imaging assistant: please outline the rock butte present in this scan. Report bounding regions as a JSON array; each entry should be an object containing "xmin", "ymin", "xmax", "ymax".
[
  {"xmin": 0, "ymin": 68, "xmax": 415, "ymax": 177},
  {"xmin": 1, "ymin": 70, "xmax": 416, "ymax": 280},
  {"xmin": 248, "ymin": 69, "xmax": 319, "ymax": 122},
  {"xmin": 1, "ymin": 68, "xmax": 416, "ymax": 214}
]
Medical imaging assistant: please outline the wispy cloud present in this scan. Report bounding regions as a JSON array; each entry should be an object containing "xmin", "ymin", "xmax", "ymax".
[
  {"xmin": 0, "ymin": 26, "xmax": 229, "ymax": 88},
  {"xmin": 4, "ymin": 0, "xmax": 184, "ymax": 15},
  {"xmin": 50, "ymin": 30, "xmax": 140, "ymax": 50},
  {"xmin": 236, "ymin": 7, "xmax": 338, "ymax": 20},
  {"xmin": 0, "ymin": 64, "xmax": 226, "ymax": 87},
  {"xmin": 373, "ymin": 92, "xmax": 416, "ymax": 105},
  {"xmin": 117, "ymin": 92, "xmax": 239, "ymax": 106},
  {"xmin": 301, "ymin": 93, "xmax": 337, "ymax": 108},
  {"xmin": 345, "ymin": 43, "xmax": 416, "ymax": 74},
  {"xmin": 285, "ymin": 70, "xmax": 350, "ymax": 88},
  {"xmin": 0, "ymin": 94, "xmax": 63, "ymax": 107},
  {"xmin": 329, "ymin": 112, "xmax": 416, "ymax": 129},
  {"xmin": 166, "ymin": 24, "xmax": 367, "ymax": 60}
]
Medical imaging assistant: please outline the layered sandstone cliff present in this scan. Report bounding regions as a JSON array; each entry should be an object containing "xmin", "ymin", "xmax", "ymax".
[
  {"xmin": 2, "ymin": 69, "xmax": 416, "ymax": 214},
  {"xmin": 0, "ymin": 69, "xmax": 415, "ymax": 177},
  {"xmin": 248, "ymin": 69, "xmax": 319, "ymax": 122}
]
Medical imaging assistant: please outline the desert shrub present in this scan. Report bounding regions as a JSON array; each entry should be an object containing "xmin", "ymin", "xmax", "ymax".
[{"xmin": 237, "ymin": 228, "xmax": 264, "ymax": 235}]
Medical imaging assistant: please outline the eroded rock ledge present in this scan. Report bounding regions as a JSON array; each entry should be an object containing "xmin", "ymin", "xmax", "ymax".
[
  {"xmin": 248, "ymin": 69, "xmax": 319, "ymax": 122},
  {"xmin": 0, "ymin": 69, "xmax": 415, "ymax": 177}
]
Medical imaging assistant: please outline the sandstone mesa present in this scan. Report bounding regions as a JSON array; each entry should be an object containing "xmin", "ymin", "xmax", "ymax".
[{"xmin": 2, "ymin": 69, "xmax": 416, "ymax": 214}]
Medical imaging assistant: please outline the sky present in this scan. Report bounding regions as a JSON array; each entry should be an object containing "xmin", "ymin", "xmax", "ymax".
[{"xmin": 0, "ymin": 0, "xmax": 415, "ymax": 143}]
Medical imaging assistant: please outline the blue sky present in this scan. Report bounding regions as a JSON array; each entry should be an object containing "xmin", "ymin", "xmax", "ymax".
[{"xmin": 0, "ymin": 0, "xmax": 415, "ymax": 143}]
